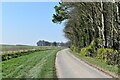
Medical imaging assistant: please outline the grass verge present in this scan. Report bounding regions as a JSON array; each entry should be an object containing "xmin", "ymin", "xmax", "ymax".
[
  {"xmin": 2, "ymin": 48, "xmax": 63, "ymax": 78},
  {"xmin": 70, "ymin": 50, "xmax": 120, "ymax": 78}
]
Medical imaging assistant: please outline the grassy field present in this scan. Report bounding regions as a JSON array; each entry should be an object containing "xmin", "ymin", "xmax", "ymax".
[
  {"xmin": 2, "ymin": 48, "xmax": 62, "ymax": 78},
  {"xmin": 70, "ymin": 50, "xmax": 120, "ymax": 77}
]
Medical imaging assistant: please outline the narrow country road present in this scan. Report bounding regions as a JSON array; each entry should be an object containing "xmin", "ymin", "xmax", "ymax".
[{"xmin": 55, "ymin": 49, "xmax": 112, "ymax": 78}]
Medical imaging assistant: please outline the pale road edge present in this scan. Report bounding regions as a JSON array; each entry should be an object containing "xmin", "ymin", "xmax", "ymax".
[
  {"xmin": 55, "ymin": 50, "xmax": 61, "ymax": 78},
  {"xmin": 68, "ymin": 49, "xmax": 119, "ymax": 79}
]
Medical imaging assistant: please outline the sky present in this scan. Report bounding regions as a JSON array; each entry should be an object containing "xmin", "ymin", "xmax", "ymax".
[{"xmin": 2, "ymin": 2, "xmax": 67, "ymax": 46}]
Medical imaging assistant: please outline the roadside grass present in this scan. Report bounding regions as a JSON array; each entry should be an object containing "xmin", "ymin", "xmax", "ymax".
[
  {"xmin": 70, "ymin": 50, "xmax": 120, "ymax": 76},
  {"xmin": 2, "ymin": 48, "xmax": 62, "ymax": 78}
]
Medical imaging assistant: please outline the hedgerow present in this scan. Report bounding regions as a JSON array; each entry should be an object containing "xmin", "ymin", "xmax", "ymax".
[
  {"xmin": 79, "ymin": 38, "xmax": 119, "ymax": 67},
  {"xmin": 2, "ymin": 49, "xmax": 51, "ymax": 61},
  {"xmin": 96, "ymin": 48, "xmax": 119, "ymax": 66}
]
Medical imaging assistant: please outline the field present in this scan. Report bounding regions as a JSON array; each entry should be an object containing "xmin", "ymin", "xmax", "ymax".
[
  {"xmin": 0, "ymin": 45, "xmax": 58, "ymax": 55},
  {"xmin": 0, "ymin": 45, "xmax": 51, "ymax": 51},
  {"xmin": 2, "ymin": 48, "xmax": 62, "ymax": 78},
  {"xmin": 0, "ymin": 45, "xmax": 63, "ymax": 78}
]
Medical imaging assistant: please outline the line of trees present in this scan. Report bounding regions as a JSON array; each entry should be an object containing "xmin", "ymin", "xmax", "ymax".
[
  {"xmin": 52, "ymin": 2, "xmax": 120, "ymax": 67},
  {"xmin": 37, "ymin": 40, "xmax": 68, "ymax": 47}
]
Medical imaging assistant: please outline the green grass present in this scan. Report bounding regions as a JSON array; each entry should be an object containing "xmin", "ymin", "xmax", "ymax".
[
  {"xmin": 2, "ymin": 48, "xmax": 62, "ymax": 78},
  {"xmin": 70, "ymin": 50, "xmax": 120, "ymax": 75}
]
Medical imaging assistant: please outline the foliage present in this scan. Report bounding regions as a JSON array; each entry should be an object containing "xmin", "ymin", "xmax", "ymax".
[
  {"xmin": 96, "ymin": 48, "xmax": 119, "ymax": 66},
  {"xmin": 70, "ymin": 45, "xmax": 76, "ymax": 52},
  {"xmin": 80, "ymin": 39, "xmax": 119, "ymax": 67},
  {"xmin": 52, "ymin": 2, "xmax": 68, "ymax": 23},
  {"xmin": 80, "ymin": 38, "xmax": 102, "ymax": 57},
  {"xmin": 37, "ymin": 40, "xmax": 67, "ymax": 47},
  {"xmin": 52, "ymin": 2, "xmax": 120, "ymax": 68},
  {"xmin": 80, "ymin": 46, "xmax": 93, "ymax": 57},
  {"xmin": 52, "ymin": 2, "xmax": 119, "ymax": 50}
]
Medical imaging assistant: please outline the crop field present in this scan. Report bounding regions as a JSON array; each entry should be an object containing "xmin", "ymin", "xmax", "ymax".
[
  {"xmin": 0, "ymin": 45, "xmax": 51, "ymax": 51},
  {"xmin": 1, "ymin": 45, "xmax": 34, "ymax": 51},
  {"xmin": 0, "ymin": 45, "xmax": 59, "ymax": 55},
  {"xmin": 2, "ymin": 48, "xmax": 62, "ymax": 78}
]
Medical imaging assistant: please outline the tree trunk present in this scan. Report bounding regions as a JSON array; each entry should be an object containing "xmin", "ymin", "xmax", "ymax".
[{"xmin": 101, "ymin": 1, "xmax": 105, "ymax": 48}]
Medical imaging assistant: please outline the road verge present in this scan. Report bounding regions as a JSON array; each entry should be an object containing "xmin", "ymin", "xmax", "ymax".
[{"xmin": 69, "ymin": 49, "xmax": 119, "ymax": 78}]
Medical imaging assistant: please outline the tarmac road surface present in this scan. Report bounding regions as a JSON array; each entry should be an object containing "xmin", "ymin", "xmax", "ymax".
[{"xmin": 55, "ymin": 49, "xmax": 112, "ymax": 78}]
